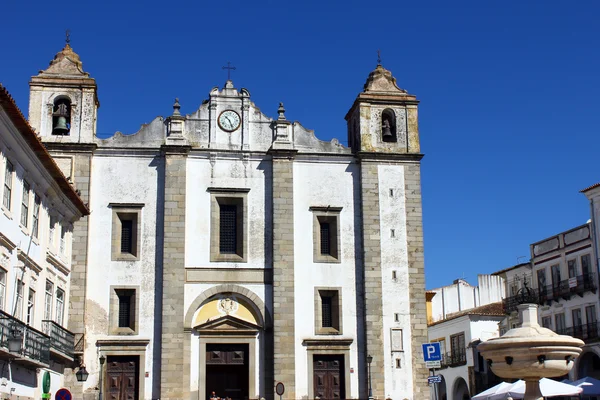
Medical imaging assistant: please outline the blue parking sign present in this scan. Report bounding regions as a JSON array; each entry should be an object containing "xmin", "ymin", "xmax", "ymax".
[{"xmin": 422, "ymin": 343, "xmax": 441, "ymax": 362}]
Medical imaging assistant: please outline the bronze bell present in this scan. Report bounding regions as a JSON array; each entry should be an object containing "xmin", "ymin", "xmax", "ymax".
[
  {"xmin": 52, "ymin": 103, "xmax": 69, "ymax": 134},
  {"xmin": 382, "ymin": 119, "xmax": 392, "ymax": 138}
]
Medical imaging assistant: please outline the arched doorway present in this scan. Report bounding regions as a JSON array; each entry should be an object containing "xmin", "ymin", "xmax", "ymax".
[
  {"xmin": 189, "ymin": 291, "xmax": 265, "ymax": 400},
  {"xmin": 453, "ymin": 377, "xmax": 470, "ymax": 400},
  {"xmin": 437, "ymin": 375, "xmax": 447, "ymax": 400},
  {"xmin": 577, "ymin": 351, "xmax": 600, "ymax": 380}
]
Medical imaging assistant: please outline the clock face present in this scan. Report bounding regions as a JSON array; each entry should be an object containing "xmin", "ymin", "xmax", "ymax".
[{"xmin": 218, "ymin": 110, "xmax": 241, "ymax": 132}]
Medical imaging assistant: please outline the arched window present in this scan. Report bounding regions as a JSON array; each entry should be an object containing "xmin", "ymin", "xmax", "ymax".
[
  {"xmin": 381, "ymin": 108, "xmax": 397, "ymax": 143},
  {"xmin": 52, "ymin": 97, "xmax": 71, "ymax": 135}
]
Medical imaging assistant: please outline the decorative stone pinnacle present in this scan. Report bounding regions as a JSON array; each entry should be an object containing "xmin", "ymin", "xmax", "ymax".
[
  {"xmin": 173, "ymin": 98, "xmax": 181, "ymax": 116},
  {"xmin": 278, "ymin": 102, "xmax": 286, "ymax": 120}
]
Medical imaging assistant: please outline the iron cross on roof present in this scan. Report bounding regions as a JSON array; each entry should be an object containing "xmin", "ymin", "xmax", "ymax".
[{"xmin": 222, "ymin": 61, "xmax": 236, "ymax": 80}]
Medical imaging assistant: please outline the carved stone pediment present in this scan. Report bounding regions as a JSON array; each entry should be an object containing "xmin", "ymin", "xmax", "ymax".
[{"xmin": 195, "ymin": 315, "xmax": 260, "ymax": 335}]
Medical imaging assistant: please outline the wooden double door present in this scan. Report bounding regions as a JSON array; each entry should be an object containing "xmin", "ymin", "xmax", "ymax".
[
  {"xmin": 314, "ymin": 355, "xmax": 345, "ymax": 400},
  {"xmin": 106, "ymin": 356, "xmax": 139, "ymax": 400},
  {"xmin": 205, "ymin": 344, "xmax": 249, "ymax": 400}
]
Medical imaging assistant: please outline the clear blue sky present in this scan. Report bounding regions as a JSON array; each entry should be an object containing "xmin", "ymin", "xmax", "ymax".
[{"xmin": 2, "ymin": 1, "xmax": 599, "ymax": 289}]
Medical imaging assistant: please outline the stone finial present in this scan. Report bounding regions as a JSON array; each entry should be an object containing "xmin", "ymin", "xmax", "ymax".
[
  {"xmin": 172, "ymin": 98, "xmax": 181, "ymax": 116},
  {"xmin": 277, "ymin": 102, "xmax": 286, "ymax": 120}
]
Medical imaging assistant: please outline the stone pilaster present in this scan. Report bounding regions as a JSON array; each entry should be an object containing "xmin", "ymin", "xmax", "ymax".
[
  {"xmin": 405, "ymin": 163, "xmax": 429, "ymax": 400},
  {"xmin": 359, "ymin": 160, "xmax": 385, "ymax": 398},
  {"xmin": 160, "ymin": 146, "xmax": 190, "ymax": 400},
  {"xmin": 271, "ymin": 149, "xmax": 296, "ymax": 399}
]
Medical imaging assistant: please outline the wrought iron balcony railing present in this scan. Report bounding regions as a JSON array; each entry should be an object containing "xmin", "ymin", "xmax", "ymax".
[
  {"xmin": 439, "ymin": 349, "xmax": 467, "ymax": 369},
  {"xmin": 42, "ymin": 320, "xmax": 74, "ymax": 359},
  {"xmin": 0, "ymin": 309, "xmax": 50, "ymax": 365},
  {"xmin": 503, "ymin": 272, "xmax": 598, "ymax": 314},
  {"xmin": 555, "ymin": 322, "xmax": 600, "ymax": 343}
]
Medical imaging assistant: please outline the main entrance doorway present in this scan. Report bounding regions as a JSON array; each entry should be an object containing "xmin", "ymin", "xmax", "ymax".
[
  {"xmin": 106, "ymin": 355, "xmax": 139, "ymax": 400},
  {"xmin": 205, "ymin": 343, "xmax": 249, "ymax": 400},
  {"xmin": 313, "ymin": 354, "xmax": 345, "ymax": 400}
]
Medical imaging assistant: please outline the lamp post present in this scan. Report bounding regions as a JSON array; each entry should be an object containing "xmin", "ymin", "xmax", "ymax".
[
  {"xmin": 367, "ymin": 354, "xmax": 373, "ymax": 400},
  {"xmin": 99, "ymin": 355, "xmax": 106, "ymax": 400},
  {"xmin": 76, "ymin": 364, "xmax": 89, "ymax": 382}
]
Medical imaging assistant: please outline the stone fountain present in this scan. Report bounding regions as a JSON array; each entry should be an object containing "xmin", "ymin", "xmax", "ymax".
[{"xmin": 478, "ymin": 303, "xmax": 584, "ymax": 400}]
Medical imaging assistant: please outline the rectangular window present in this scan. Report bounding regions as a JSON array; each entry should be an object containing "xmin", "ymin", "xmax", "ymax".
[
  {"xmin": 311, "ymin": 207, "xmax": 342, "ymax": 263},
  {"xmin": 551, "ymin": 264, "xmax": 561, "ymax": 287},
  {"xmin": 27, "ymin": 288, "xmax": 35, "ymax": 326},
  {"xmin": 32, "ymin": 195, "xmax": 40, "ymax": 238},
  {"xmin": 60, "ymin": 225, "xmax": 66, "ymax": 255},
  {"xmin": 555, "ymin": 313, "xmax": 566, "ymax": 333},
  {"xmin": 3, "ymin": 160, "xmax": 13, "ymax": 210},
  {"xmin": 44, "ymin": 280, "xmax": 53, "ymax": 320},
  {"xmin": 586, "ymin": 305, "xmax": 597, "ymax": 324},
  {"xmin": 582, "ymin": 254, "xmax": 592, "ymax": 277},
  {"xmin": 20, "ymin": 180, "xmax": 29, "ymax": 227},
  {"xmin": 450, "ymin": 332, "xmax": 466, "ymax": 365},
  {"xmin": 111, "ymin": 206, "xmax": 142, "ymax": 261},
  {"xmin": 542, "ymin": 316, "xmax": 552, "ymax": 329},
  {"xmin": 573, "ymin": 308, "xmax": 583, "ymax": 327},
  {"xmin": 55, "ymin": 288, "xmax": 64, "ymax": 326},
  {"xmin": 210, "ymin": 194, "xmax": 246, "ymax": 262},
  {"xmin": 15, "ymin": 280, "xmax": 24, "ymax": 321},
  {"xmin": 219, "ymin": 204, "xmax": 238, "ymax": 254},
  {"xmin": 0, "ymin": 269, "xmax": 6, "ymax": 311},
  {"xmin": 315, "ymin": 288, "xmax": 341, "ymax": 334},
  {"xmin": 49, "ymin": 217, "xmax": 56, "ymax": 246},
  {"xmin": 568, "ymin": 259, "xmax": 577, "ymax": 279},
  {"xmin": 115, "ymin": 289, "xmax": 136, "ymax": 331}
]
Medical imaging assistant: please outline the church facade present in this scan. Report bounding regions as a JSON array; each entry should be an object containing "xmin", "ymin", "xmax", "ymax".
[{"xmin": 27, "ymin": 43, "xmax": 429, "ymax": 400}]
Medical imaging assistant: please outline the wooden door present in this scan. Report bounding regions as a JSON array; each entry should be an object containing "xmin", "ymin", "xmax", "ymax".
[
  {"xmin": 106, "ymin": 356, "xmax": 139, "ymax": 400},
  {"xmin": 206, "ymin": 344, "xmax": 249, "ymax": 400},
  {"xmin": 313, "ymin": 355, "xmax": 344, "ymax": 400}
]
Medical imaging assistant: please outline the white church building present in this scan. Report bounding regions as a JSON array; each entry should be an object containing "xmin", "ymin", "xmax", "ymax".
[{"xmin": 24, "ymin": 41, "xmax": 429, "ymax": 400}]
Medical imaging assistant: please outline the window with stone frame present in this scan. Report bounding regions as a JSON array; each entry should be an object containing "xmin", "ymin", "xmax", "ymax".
[
  {"xmin": 555, "ymin": 313, "xmax": 566, "ymax": 333},
  {"xmin": 310, "ymin": 207, "xmax": 342, "ymax": 263},
  {"xmin": 0, "ymin": 269, "xmax": 6, "ymax": 312},
  {"xmin": 209, "ymin": 190, "xmax": 248, "ymax": 262},
  {"xmin": 3, "ymin": 160, "xmax": 13, "ymax": 211},
  {"xmin": 27, "ymin": 288, "xmax": 35, "ymax": 326},
  {"xmin": 110, "ymin": 286, "xmax": 139, "ymax": 335},
  {"xmin": 15, "ymin": 280, "xmax": 24, "ymax": 321},
  {"xmin": 20, "ymin": 180, "xmax": 30, "ymax": 228},
  {"xmin": 542, "ymin": 316, "xmax": 552, "ymax": 329},
  {"xmin": 110, "ymin": 204, "xmax": 143, "ymax": 261},
  {"xmin": 55, "ymin": 288, "xmax": 65, "ymax": 326},
  {"xmin": 44, "ymin": 280, "xmax": 53, "ymax": 321},
  {"xmin": 32, "ymin": 195, "xmax": 40, "ymax": 238},
  {"xmin": 59, "ymin": 225, "xmax": 66, "ymax": 255},
  {"xmin": 314, "ymin": 288, "xmax": 342, "ymax": 335}
]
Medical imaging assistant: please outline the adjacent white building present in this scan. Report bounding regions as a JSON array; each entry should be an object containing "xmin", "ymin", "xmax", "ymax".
[{"xmin": 0, "ymin": 84, "xmax": 88, "ymax": 399}]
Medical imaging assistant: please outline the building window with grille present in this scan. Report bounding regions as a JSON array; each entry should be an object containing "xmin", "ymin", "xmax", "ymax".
[
  {"xmin": 55, "ymin": 288, "xmax": 65, "ymax": 326},
  {"xmin": 20, "ymin": 180, "xmax": 30, "ymax": 227},
  {"xmin": 0, "ymin": 269, "xmax": 6, "ymax": 311},
  {"xmin": 311, "ymin": 207, "xmax": 342, "ymax": 263},
  {"xmin": 27, "ymin": 288, "xmax": 35, "ymax": 326},
  {"xmin": 44, "ymin": 280, "xmax": 53, "ymax": 321},
  {"xmin": 210, "ymin": 192, "xmax": 247, "ymax": 262},
  {"xmin": 3, "ymin": 160, "xmax": 13, "ymax": 211},
  {"xmin": 32, "ymin": 195, "xmax": 40, "ymax": 238},
  {"xmin": 110, "ymin": 287, "xmax": 138, "ymax": 334},
  {"xmin": 110, "ymin": 205, "xmax": 143, "ymax": 261},
  {"xmin": 315, "ymin": 288, "xmax": 342, "ymax": 335}
]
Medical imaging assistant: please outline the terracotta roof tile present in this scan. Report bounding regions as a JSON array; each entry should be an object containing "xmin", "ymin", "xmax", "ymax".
[
  {"xmin": 428, "ymin": 302, "xmax": 505, "ymax": 327},
  {"xmin": 581, "ymin": 182, "xmax": 600, "ymax": 193}
]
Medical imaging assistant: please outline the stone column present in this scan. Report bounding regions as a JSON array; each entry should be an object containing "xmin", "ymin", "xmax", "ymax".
[
  {"xmin": 160, "ymin": 145, "xmax": 190, "ymax": 399},
  {"xmin": 270, "ymin": 149, "xmax": 297, "ymax": 399},
  {"xmin": 359, "ymin": 160, "xmax": 385, "ymax": 398},
  {"xmin": 405, "ymin": 163, "xmax": 429, "ymax": 400}
]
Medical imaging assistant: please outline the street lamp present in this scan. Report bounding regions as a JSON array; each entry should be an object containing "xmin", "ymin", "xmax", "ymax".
[
  {"xmin": 7, "ymin": 325, "xmax": 23, "ymax": 354},
  {"xmin": 76, "ymin": 364, "xmax": 89, "ymax": 382},
  {"xmin": 99, "ymin": 355, "xmax": 106, "ymax": 400},
  {"xmin": 367, "ymin": 354, "xmax": 373, "ymax": 400}
]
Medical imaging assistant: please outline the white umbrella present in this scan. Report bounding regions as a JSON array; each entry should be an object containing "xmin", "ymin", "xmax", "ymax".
[
  {"xmin": 571, "ymin": 377, "xmax": 600, "ymax": 396},
  {"xmin": 472, "ymin": 382, "xmax": 512, "ymax": 400},
  {"xmin": 487, "ymin": 378, "xmax": 582, "ymax": 400}
]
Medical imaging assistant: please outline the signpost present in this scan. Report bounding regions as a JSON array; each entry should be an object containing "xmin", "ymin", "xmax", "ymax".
[
  {"xmin": 42, "ymin": 371, "xmax": 51, "ymax": 399},
  {"xmin": 423, "ymin": 343, "xmax": 442, "ymax": 400},
  {"xmin": 275, "ymin": 382, "xmax": 285, "ymax": 400},
  {"xmin": 55, "ymin": 388, "xmax": 72, "ymax": 400}
]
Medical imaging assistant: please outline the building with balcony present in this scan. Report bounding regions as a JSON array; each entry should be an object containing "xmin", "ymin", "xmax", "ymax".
[
  {"xmin": 0, "ymin": 85, "xmax": 88, "ymax": 399},
  {"xmin": 498, "ymin": 223, "xmax": 600, "ymax": 380}
]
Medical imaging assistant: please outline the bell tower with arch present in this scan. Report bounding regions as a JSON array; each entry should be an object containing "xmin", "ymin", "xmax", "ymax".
[{"xmin": 28, "ymin": 39, "xmax": 99, "ymax": 143}]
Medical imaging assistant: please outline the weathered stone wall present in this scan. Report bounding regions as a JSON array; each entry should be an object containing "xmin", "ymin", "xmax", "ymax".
[
  {"xmin": 160, "ymin": 149, "xmax": 189, "ymax": 399},
  {"xmin": 271, "ymin": 151, "xmax": 296, "ymax": 398}
]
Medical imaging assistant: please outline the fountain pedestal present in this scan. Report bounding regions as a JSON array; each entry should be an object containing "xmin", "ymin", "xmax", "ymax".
[{"xmin": 478, "ymin": 304, "xmax": 584, "ymax": 400}]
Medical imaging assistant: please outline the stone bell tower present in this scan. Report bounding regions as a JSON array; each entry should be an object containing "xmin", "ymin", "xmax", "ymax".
[
  {"xmin": 346, "ymin": 63, "xmax": 429, "ymax": 399},
  {"xmin": 345, "ymin": 63, "xmax": 420, "ymax": 154},
  {"xmin": 29, "ymin": 39, "xmax": 99, "ymax": 143}
]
